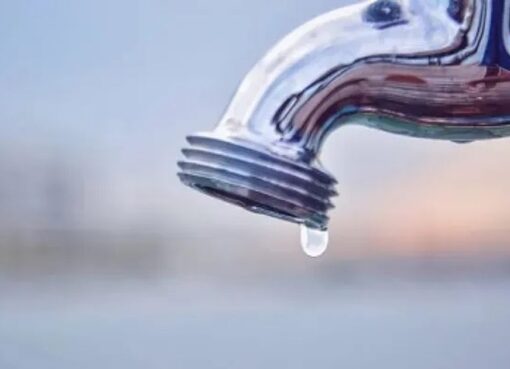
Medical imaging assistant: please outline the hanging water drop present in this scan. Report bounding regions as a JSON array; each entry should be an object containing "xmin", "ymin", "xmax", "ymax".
[{"xmin": 300, "ymin": 225, "xmax": 328, "ymax": 257}]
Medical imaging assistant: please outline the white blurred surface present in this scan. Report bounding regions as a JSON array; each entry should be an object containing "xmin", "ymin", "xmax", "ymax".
[{"xmin": 1, "ymin": 275, "xmax": 510, "ymax": 369}]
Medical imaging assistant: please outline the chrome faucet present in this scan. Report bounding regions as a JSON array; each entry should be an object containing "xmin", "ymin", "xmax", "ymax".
[{"xmin": 178, "ymin": 0, "xmax": 510, "ymax": 231}]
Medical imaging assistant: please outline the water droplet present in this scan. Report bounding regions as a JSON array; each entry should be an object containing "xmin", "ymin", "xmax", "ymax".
[{"xmin": 300, "ymin": 225, "xmax": 328, "ymax": 258}]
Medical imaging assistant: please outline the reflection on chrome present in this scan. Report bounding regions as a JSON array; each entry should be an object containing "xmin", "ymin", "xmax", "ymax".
[{"xmin": 178, "ymin": 0, "xmax": 510, "ymax": 231}]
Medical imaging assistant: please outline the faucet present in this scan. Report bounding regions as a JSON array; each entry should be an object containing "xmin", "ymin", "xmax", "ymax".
[{"xmin": 178, "ymin": 0, "xmax": 510, "ymax": 231}]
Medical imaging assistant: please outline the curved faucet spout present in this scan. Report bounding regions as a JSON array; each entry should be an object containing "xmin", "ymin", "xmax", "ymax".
[{"xmin": 178, "ymin": 0, "xmax": 510, "ymax": 230}]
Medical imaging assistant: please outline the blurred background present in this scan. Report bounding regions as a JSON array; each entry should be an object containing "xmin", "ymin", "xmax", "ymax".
[{"xmin": 1, "ymin": 0, "xmax": 510, "ymax": 368}]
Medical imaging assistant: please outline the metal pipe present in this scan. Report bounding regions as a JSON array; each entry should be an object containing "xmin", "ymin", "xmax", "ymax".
[{"xmin": 178, "ymin": 0, "xmax": 510, "ymax": 230}]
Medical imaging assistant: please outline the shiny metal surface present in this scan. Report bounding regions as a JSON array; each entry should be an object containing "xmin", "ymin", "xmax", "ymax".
[{"xmin": 179, "ymin": 0, "xmax": 510, "ymax": 230}]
